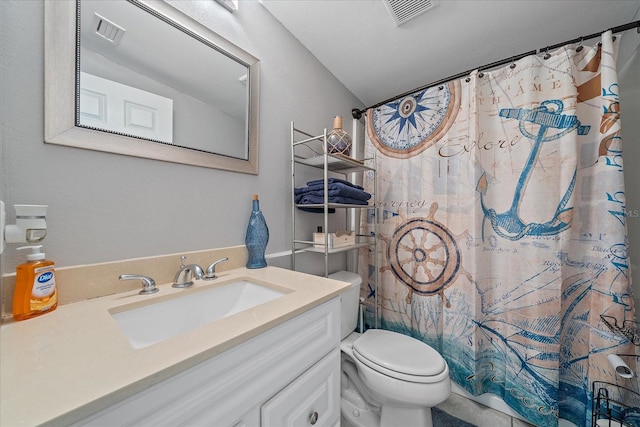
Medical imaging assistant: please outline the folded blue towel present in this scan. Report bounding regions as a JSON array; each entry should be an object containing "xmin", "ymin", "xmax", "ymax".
[
  {"xmin": 297, "ymin": 206, "xmax": 336, "ymax": 214},
  {"xmin": 296, "ymin": 194, "xmax": 369, "ymax": 205},
  {"xmin": 294, "ymin": 183, "xmax": 371, "ymax": 202},
  {"xmin": 295, "ymin": 178, "xmax": 370, "ymax": 213},
  {"xmin": 305, "ymin": 178, "xmax": 364, "ymax": 190}
]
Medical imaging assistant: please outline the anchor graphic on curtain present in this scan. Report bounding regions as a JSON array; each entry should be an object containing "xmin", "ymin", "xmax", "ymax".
[{"xmin": 477, "ymin": 99, "xmax": 591, "ymax": 241}]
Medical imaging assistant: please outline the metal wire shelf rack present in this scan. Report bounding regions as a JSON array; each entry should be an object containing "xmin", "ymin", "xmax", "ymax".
[{"xmin": 592, "ymin": 380, "xmax": 640, "ymax": 427}]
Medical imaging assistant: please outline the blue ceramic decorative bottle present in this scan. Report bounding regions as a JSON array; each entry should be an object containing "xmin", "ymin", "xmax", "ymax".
[{"xmin": 245, "ymin": 194, "xmax": 269, "ymax": 268}]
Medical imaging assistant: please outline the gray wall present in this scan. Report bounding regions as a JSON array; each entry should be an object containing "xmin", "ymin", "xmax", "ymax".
[{"xmin": 0, "ymin": 0, "xmax": 363, "ymax": 279}]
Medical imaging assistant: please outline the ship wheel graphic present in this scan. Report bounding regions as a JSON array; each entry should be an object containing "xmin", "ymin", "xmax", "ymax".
[
  {"xmin": 385, "ymin": 204, "xmax": 462, "ymax": 297},
  {"xmin": 367, "ymin": 80, "xmax": 460, "ymax": 159}
]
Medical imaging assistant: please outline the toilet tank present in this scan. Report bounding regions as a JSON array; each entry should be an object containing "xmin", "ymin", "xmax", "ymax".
[{"xmin": 328, "ymin": 271, "xmax": 362, "ymax": 340}]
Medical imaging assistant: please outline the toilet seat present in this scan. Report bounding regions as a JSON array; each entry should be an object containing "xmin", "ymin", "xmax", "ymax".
[{"xmin": 352, "ymin": 329, "xmax": 447, "ymax": 383}]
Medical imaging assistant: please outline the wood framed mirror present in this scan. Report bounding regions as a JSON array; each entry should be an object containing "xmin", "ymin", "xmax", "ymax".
[{"xmin": 45, "ymin": 0, "xmax": 260, "ymax": 174}]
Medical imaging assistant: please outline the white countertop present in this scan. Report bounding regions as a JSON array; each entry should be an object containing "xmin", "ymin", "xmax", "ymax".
[{"xmin": 0, "ymin": 266, "xmax": 350, "ymax": 426}]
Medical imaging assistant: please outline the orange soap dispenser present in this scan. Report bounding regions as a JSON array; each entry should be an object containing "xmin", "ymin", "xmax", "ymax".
[{"xmin": 12, "ymin": 245, "xmax": 57, "ymax": 321}]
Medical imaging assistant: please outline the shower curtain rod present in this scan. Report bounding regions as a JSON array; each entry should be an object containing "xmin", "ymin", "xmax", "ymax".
[{"xmin": 352, "ymin": 20, "xmax": 640, "ymax": 119}]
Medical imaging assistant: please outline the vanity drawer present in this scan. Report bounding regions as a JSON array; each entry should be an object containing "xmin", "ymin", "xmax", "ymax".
[{"xmin": 262, "ymin": 348, "xmax": 340, "ymax": 427}]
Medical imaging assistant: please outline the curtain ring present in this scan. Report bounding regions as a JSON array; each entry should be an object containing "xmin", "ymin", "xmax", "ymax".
[
  {"xmin": 543, "ymin": 47, "xmax": 551, "ymax": 60},
  {"xmin": 576, "ymin": 38, "xmax": 584, "ymax": 53},
  {"xmin": 465, "ymin": 77, "xmax": 471, "ymax": 83},
  {"xmin": 478, "ymin": 71, "xmax": 484, "ymax": 78},
  {"xmin": 438, "ymin": 85, "xmax": 444, "ymax": 90},
  {"xmin": 509, "ymin": 56, "xmax": 516, "ymax": 69}
]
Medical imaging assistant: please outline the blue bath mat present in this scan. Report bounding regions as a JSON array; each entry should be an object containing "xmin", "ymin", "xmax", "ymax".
[{"xmin": 432, "ymin": 407, "xmax": 477, "ymax": 427}]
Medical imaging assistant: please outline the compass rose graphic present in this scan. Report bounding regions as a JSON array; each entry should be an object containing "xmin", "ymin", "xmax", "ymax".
[{"xmin": 367, "ymin": 81, "xmax": 460, "ymax": 158}]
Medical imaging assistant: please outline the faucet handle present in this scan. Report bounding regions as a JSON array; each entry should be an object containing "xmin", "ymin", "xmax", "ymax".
[
  {"xmin": 119, "ymin": 274, "xmax": 159, "ymax": 295},
  {"xmin": 204, "ymin": 257, "xmax": 229, "ymax": 280},
  {"xmin": 173, "ymin": 255, "xmax": 204, "ymax": 288}
]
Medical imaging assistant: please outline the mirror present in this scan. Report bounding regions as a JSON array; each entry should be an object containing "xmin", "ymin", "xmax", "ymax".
[{"xmin": 45, "ymin": 0, "xmax": 260, "ymax": 174}]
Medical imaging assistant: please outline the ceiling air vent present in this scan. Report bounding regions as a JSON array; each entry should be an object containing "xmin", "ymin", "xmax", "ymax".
[
  {"xmin": 382, "ymin": 0, "xmax": 440, "ymax": 26},
  {"xmin": 91, "ymin": 13, "xmax": 126, "ymax": 45}
]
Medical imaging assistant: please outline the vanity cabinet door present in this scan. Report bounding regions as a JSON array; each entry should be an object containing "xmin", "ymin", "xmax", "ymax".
[{"xmin": 261, "ymin": 348, "xmax": 340, "ymax": 427}]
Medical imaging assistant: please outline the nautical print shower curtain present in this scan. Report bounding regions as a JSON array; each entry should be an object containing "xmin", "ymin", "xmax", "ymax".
[{"xmin": 358, "ymin": 32, "xmax": 638, "ymax": 427}]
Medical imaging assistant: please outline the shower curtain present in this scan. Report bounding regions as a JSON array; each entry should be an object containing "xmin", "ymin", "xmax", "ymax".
[{"xmin": 358, "ymin": 32, "xmax": 638, "ymax": 427}]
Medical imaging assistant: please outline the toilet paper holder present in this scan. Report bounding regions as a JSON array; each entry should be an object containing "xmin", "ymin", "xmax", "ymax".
[{"xmin": 607, "ymin": 354, "xmax": 635, "ymax": 379}]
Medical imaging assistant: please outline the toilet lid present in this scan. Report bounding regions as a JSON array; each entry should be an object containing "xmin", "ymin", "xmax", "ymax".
[{"xmin": 352, "ymin": 329, "xmax": 446, "ymax": 377}]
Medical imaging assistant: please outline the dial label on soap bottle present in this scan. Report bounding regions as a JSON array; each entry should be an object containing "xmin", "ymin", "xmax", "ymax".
[{"xmin": 32, "ymin": 266, "xmax": 56, "ymax": 298}]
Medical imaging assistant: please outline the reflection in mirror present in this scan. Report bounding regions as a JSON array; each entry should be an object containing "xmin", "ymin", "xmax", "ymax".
[{"xmin": 44, "ymin": 0, "xmax": 260, "ymax": 174}]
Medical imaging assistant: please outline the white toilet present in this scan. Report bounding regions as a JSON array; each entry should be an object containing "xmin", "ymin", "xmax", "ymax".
[{"xmin": 330, "ymin": 271, "xmax": 451, "ymax": 427}]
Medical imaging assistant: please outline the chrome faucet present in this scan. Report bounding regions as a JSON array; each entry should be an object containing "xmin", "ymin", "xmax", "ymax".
[
  {"xmin": 204, "ymin": 257, "xmax": 229, "ymax": 280},
  {"xmin": 173, "ymin": 256, "xmax": 204, "ymax": 288},
  {"xmin": 119, "ymin": 274, "xmax": 158, "ymax": 295}
]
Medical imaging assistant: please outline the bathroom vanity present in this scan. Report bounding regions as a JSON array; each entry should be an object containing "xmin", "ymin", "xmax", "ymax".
[{"xmin": 0, "ymin": 266, "xmax": 349, "ymax": 426}]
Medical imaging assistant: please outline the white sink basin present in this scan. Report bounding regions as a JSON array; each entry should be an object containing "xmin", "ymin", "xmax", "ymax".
[{"xmin": 111, "ymin": 280, "xmax": 287, "ymax": 349}]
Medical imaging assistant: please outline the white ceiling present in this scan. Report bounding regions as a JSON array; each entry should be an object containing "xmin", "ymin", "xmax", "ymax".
[{"xmin": 261, "ymin": 0, "xmax": 640, "ymax": 109}]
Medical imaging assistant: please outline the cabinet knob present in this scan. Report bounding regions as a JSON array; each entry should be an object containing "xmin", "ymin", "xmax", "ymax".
[{"xmin": 309, "ymin": 411, "xmax": 319, "ymax": 425}]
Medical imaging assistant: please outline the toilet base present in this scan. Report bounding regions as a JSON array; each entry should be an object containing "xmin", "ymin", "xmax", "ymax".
[
  {"xmin": 381, "ymin": 404, "xmax": 433, "ymax": 427},
  {"xmin": 341, "ymin": 397, "xmax": 380, "ymax": 427},
  {"xmin": 341, "ymin": 397, "xmax": 435, "ymax": 427}
]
